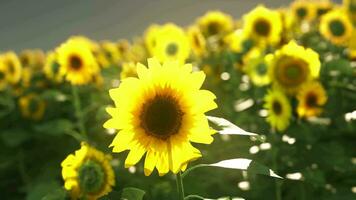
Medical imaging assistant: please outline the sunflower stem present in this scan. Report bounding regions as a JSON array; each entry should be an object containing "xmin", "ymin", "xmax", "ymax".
[
  {"xmin": 272, "ymin": 130, "xmax": 282, "ymax": 200},
  {"xmin": 176, "ymin": 172, "xmax": 185, "ymax": 200},
  {"xmin": 71, "ymin": 86, "xmax": 87, "ymax": 141}
]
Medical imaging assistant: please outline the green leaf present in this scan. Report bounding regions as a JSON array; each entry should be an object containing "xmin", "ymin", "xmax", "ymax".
[
  {"xmin": 41, "ymin": 188, "xmax": 67, "ymax": 200},
  {"xmin": 34, "ymin": 119, "xmax": 74, "ymax": 136},
  {"xmin": 121, "ymin": 187, "xmax": 146, "ymax": 200},
  {"xmin": 1, "ymin": 129, "xmax": 29, "ymax": 147},
  {"xmin": 26, "ymin": 181, "xmax": 62, "ymax": 200}
]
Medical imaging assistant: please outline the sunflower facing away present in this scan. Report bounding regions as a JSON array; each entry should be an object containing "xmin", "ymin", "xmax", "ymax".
[
  {"xmin": 57, "ymin": 37, "xmax": 99, "ymax": 85},
  {"xmin": 264, "ymin": 89, "xmax": 292, "ymax": 132},
  {"xmin": 269, "ymin": 40, "xmax": 320, "ymax": 95},
  {"xmin": 19, "ymin": 93, "xmax": 46, "ymax": 121},
  {"xmin": 196, "ymin": 11, "xmax": 234, "ymax": 38},
  {"xmin": 297, "ymin": 81, "xmax": 327, "ymax": 118},
  {"xmin": 320, "ymin": 9, "xmax": 353, "ymax": 45},
  {"xmin": 242, "ymin": 5, "xmax": 283, "ymax": 46},
  {"xmin": 104, "ymin": 58, "xmax": 217, "ymax": 176},
  {"xmin": 44, "ymin": 51, "xmax": 62, "ymax": 83},
  {"xmin": 0, "ymin": 51, "xmax": 22, "ymax": 85},
  {"xmin": 61, "ymin": 143, "xmax": 115, "ymax": 200}
]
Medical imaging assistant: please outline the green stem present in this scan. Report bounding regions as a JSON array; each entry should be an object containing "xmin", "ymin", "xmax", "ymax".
[
  {"xmin": 181, "ymin": 164, "xmax": 210, "ymax": 178},
  {"xmin": 71, "ymin": 86, "xmax": 87, "ymax": 141},
  {"xmin": 272, "ymin": 131, "xmax": 282, "ymax": 200},
  {"xmin": 176, "ymin": 172, "xmax": 185, "ymax": 200}
]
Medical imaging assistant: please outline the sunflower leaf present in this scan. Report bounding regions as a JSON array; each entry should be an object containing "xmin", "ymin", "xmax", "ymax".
[
  {"xmin": 207, "ymin": 116, "xmax": 265, "ymax": 142},
  {"xmin": 120, "ymin": 187, "xmax": 146, "ymax": 200}
]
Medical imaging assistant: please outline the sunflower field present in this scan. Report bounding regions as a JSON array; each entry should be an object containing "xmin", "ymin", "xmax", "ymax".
[{"xmin": 1, "ymin": 0, "xmax": 356, "ymax": 199}]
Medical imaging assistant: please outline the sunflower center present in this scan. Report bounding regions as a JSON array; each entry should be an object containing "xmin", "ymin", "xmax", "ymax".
[
  {"xmin": 276, "ymin": 56, "xmax": 308, "ymax": 87},
  {"xmin": 51, "ymin": 61, "xmax": 60, "ymax": 74},
  {"xmin": 166, "ymin": 43, "xmax": 179, "ymax": 56},
  {"xmin": 329, "ymin": 19, "xmax": 345, "ymax": 37},
  {"xmin": 207, "ymin": 22, "xmax": 220, "ymax": 36},
  {"xmin": 140, "ymin": 94, "xmax": 183, "ymax": 139},
  {"xmin": 254, "ymin": 18, "xmax": 271, "ymax": 36},
  {"xmin": 272, "ymin": 100, "xmax": 282, "ymax": 115},
  {"xmin": 0, "ymin": 71, "xmax": 5, "ymax": 80},
  {"xmin": 256, "ymin": 62, "xmax": 267, "ymax": 76},
  {"xmin": 78, "ymin": 160, "xmax": 105, "ymax": 194},
  {"xmin": 296, "ymin": 7, "xmax": 307, "ymax": 19},
  {"xmin": 69, "ymin": 55, "xmax": 83, "ymax": 70},
  {"xmin": 306, "ymin": 92, "xmax": 318, "ymax": 107},
  {"xmin": 7, "ymin": 61, "xmax": 15, "ymax": 74},
  {"xmin": 21, "ymin": 56, "xmax": 29, "ymax": 67}
]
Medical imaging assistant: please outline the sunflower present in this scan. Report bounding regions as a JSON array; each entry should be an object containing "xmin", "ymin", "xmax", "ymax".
[
  {"xmin": 242, "ymin": 5, "xmax": 283, "ymax": 46},
  {"xmin": 320, "ymin": 10, "xmax": 353, "ymax": 45},
  {"xmin": 44, "ymin": 51, "xmax": 62, "ymax": 83},
  {"xmin": 223, "ymin": 29, "xmax": 246, "ymax": 53},
  {"xmin": 61, "ymin": 142, "xmax": 115, "ymax": 200},
  {"xmin": 197, "ymin": 11, "xmax": 234, "ymax": 38},
  {"xmin": 348, "ymin": 29, "xmax": 356, "ymax": 60},
  {"xmin": 19, "ymin": 93, "xmax": 46, "ymax": 121},
  {"xmin": 19, "ymin": 49, "xmax": 45, "ymax": 70},
  {"xmin": 104, "ymin": 58, "xmax": 217, "ymax": 176},
  {"xmin": 245, "ymin": 49, "xmax": 272, "ymax": 86},
  {"xmin": 117, "ymin": 39, "xmax": 131, "ymax": 62},
  {"xmin": 269, "ymin": 40, "xmax": 320, "ymax": 94},
  {"xmin": 187, "ymin": 26, "xmax": 206, "ymax": 57},
  {"xmin": 96, "ymin": 41, "xmax": 121, "ymax": 68},
  {"xmin": 297, "ymin": 81, "xmax": 327, "ymax": 118},
  {"xmin": 126, "ymin": 38, "xmax": 148, "ymax": 63},
  {"xmin": 264, "ymin": 89, "xmax": 292, "ymax": 132},
  {"xmin": 120, "ymin": 62, "xmax": 137, "ymax": 79},
  {"xmin": 0, "ymin": 51, "xmax": 22, "ymax": 85},
  {"xmin": 144, "ymin": 24, "xmax": 160, "ymax": 55},
  {"xmin": 0, "ymin": 61, "xmax": 8, "ymax": 91},
  {"xmin": 57, "ymin": 37, "xmax": 99, "ymax": 85},
  {"xmin": 151, "ymin": 24, "xmax": 190, "ymax": 63},
  {"xmin": 291, "ymin": 0, "xmax": 316, "ymax": 22},
  {"xmin": 344, "ymin": 0, "xmax": 356, "ymax": 25},
  {"xmin": 315, "ymin": 0, "xmax": 333, "ymax": 17}
]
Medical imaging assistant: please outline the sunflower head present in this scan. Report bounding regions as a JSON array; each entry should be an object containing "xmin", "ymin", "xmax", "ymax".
[
  {"xmin": 116, "ymin": 39, "xmax": 131, "ymax": 62},
  {"xmin": 104, "ymin": 58, "xmax": 217, "ymax": 176},
  {"xmin": 0, "ymin": 61, "xmax": 8, "ymax": 91},
  {"xmin": 61, "ymin": 143, "xmax": 115, "ymax": 200},
  {"xmin": 297, "ymin": 81, "xmax": 327, "ymax": 118},
  {"xmin": 44, "ymin": 51, "xmax": 62, "ymax": 83},
  {"xmin": 197, "ymin": 11, "xmax": 234, "ymax": 38},
  {"xmin": 242, "ymin": 5, "xmax": 282, "ymax": 46},
  {"xmin": 96, "ymin": 41, "xmax": 121, "ymax": 68},
  {"xmin": 269, "ymin": 40, "xmax": 320, "ymax": 95},
  {"xmin": 320, "ymin": 10, "xmax": 353, "ymax": 45},
  {"xmin": 120, "ymin": 62, "xmax": 137, "ymax": 79},
  {"xmin": 0, "ymin": 51, "xmax": 22, "ymax": 85},
  {"xmin": 264, "ymin": 89, "xmax": 292, "ymax": 132},
  {"xmin": 187, "ymin": 26, "xmax": 206, "ymax": 57},
  {"xmin": 291, "ymin": 0, "xmax": 316, "ymax": 22},
  {"xmin": 144, "ymin": 24, "xmax": 161, "ymax": 55},
  {"xmin": 344, "ymin": 0, "xmax": 356, "ymax": 25},
  {"xmin": 246, "ymin": 49, "xmax": 272, "ymax": 86},
  {"xmin": 19, "ymin": 93, "xmax": 46, "ymax": 121}
]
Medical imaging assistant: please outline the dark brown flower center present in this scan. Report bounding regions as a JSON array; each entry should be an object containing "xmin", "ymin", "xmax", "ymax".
[
  {"xmin": 207, "ymin": 22, "xmax": 220, "ymax": 36},
  {"xmin": 140, "ymin": 94, "xmax": 183, "ymax": 139},
  {"xmin": 7, "ymin": 61, "xmax": 15, "ymax": 74},
  {"xmin": 254, "ymin": 18, "xmax": 271, "ymax": 36},
  {"xmin": 276, "ymin": 56, "xmax": 308, "ymax": 87},
  {"xmin": 306, "ymin": 92, "xmax": 318, "ymax": 107},
  {"xmin": 329, "ymin": 19, "xmax": 345, "ymax": 37},
  {"xmin": 272, "ymin": 100, "xmax": 282, "ymax": 115},
  {"xmin": 166, "ymin": 43, "xmax": 179, "ymax": 56},
  {"xmin": 69, "ymin": 55, "xmax": 83, "ymax": 70},
  {"xmin": 296, "ymin": 7, "xmax": 307, "ymax": 19},
  {"xmin": 21, "ymin": 56, "xmax": 29, "ymax": 67}
]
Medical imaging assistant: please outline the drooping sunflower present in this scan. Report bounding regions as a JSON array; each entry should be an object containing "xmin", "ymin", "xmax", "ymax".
[
  {"xmin": 242, "ymin": 5, "xmax": 283, "ymax": 46},
  {"xmin": 291, "ymin": 0, "xmax": 316, "ymax": 22},
  {"xmin": 264, "ymin": 89, "xmax": 292, "ymax": 132},
  {"xmin": 196, "ymin": 11, "xmax": 234, "ymax": 38},
  {"xmin": 245, "ymin": 49, "xmax": 272, "ymax": 86},
  {"xmin": 57, "ymin": 37, "xmax": 99, "ymax": 85},
  {"xmin": 320, "ymin": 10, "xmax": 353, "ymax": 45},
  {"xmin": 297, "ymin": 81, "xmax": 327, "ymax": 118},
  {"xmin": 187, "ymin": 26, "xmax": 206, "ymax": 57},
  {"xmin": 0, "ymin": 51, "xmax": 22, "ymax": 85},
  {"xmin": 18, "ymin": 93, "xmax": 46, "ymax": 121},
  {"xmin": 269, "ymin": 40, "xmax": 320, "ymax": 95},
  {"xmin": 151, "ymin": 24, "xmax": 190, "ymax": 63},
  {"xmin": 120, "ymin": 62, "xmax": 137, "ymax": 79},
  {"xmin": 44, "ymin": 51, "xmax": 62, "ymax": 83},
  {"xmin": 104, "ymin": 58, "xmax": 217, "ymax": 176},
  {"xmin": 61, "ymin": 142, "xmax": 115, "ymax": 200}
]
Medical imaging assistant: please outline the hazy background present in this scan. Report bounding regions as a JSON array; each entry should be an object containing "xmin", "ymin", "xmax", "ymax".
[{"xmin": 0, "ymin": 0, "xmax": 340, "ymax": 52}]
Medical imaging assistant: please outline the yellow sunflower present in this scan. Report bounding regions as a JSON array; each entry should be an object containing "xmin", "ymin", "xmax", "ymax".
[
  {"xmin": 348, "ymin": 29, "xmax": 356, "ymax": 60},
  {"xmin": 120, "ymin": 62, "xmax": 137, "ymax": 79},
  {"xmin": 116, "ymin": 39, "xmax": 131, "ymax": 62},
  {"xmin": 104, "ymin": 58, "xmax": 217, "ymax": 176},
  {"xmin": 0, "ymin": 51, "xmax": 22, "ymax": 85},
  {"xmin": 269, "ymin": 40, "xmax": 320, "ymax": 95},
  {"xmin": 344, "ymin": 0, "xmax": 356, "ymax": 25},
  {"xmin": 264, "ymin": 89, "xmax": 292, "ymax": 132},
  {"xmin": 291, "ymin": 0, "xmax": 316, "ymax": 22},
  {"xmin": 320, "ymin": 9, "xmax": 353, "ymax": 45},
  {"xmin": 245, "ymin": 49, "xmax": 272, "ymax": 86},
  {"xmin": 126, "ymin": 38, "xmax": 148, "ymax": 63},
  {"xmin": 144, "ymin": 24, "xmax": 160, "ymax": 55},
  {"xmin": 223, "ymin": 29, "xmax": 247, "ymax": 53},
  {"xmin": 19, "ymin": 93, "xmax": 46, "ymax": 121},
  {"xmin": 19, "ymin": 49, "xmax": 45, "ymax": 70},
  {"xmin": 187, "ymin": 26, "xmax": 206, "ymax": 57},
  {"xmin": 297, "ymin": 81, "xmax": 327, "ymax": 118},
  {"xmin": 61, "ymin": 142, "xmax": 115, "ymax": 200},
  {"xmin": 0, "ymin": 61, "xmax": 8, "ymax": 91},
  {"xmin": 151, "ymin": 23, "xmax": 190, "ymax": 63},
  {"xmin": 242, "ymin": 5, "xmax": 283, "ymax": 46},
  {"xmin": 96, "ymin": 41, "xmax": 121, "ymax": 68},
  {"xmin": 57, "ymin": 37, "xmax": 99, "ymax": 85},
  {"xmin": 315, "ymin": 0, "xmax": 333, "ymax": 17},
  {"xmin": 44, "ymin": 51, "xmax": 62, "ymax": 83},
  {"xmin": 197, "ymin": 11, "xmax": 234, "ymax": 38}
]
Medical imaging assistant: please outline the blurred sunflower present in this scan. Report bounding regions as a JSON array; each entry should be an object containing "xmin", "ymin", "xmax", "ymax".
[
  {"xmin": 120, "ymin": 62, "xmax": 137, "ymax": 79},
  {"xmin": 242, "ymin": 5, "xmax": 283, "ymax": 46},
  {"xmin": 0, "ymin": 61, "xmax": 8, "ymax": 91},
  {"xmin": 19, "ymin": 93, "xmax": 46, "ymax": 121},
  {"xmin": 246, "ymin": 49, "xmax": 272, "ymax": 86},
  {"xmin": 19, "ymin": 49, "xmax": 45, "ymax": 70},
  {"xmin": 57, "ymin": 37, "xmax": 99, "ymax": 85},
  {"xmin": 104, "ymin": 58, "xmax": 217, "ymax": 176},
  {"xmin": 151, "ymin": 24, "xmax": 190, "ymax": 63},
  {"xmin": 96, "ymin": 41, "xmax": 121, "ymax": 68},
  {"xmin": 315, "ymin": 0, "xmax": 333, "ymax": 17},
  {"xmin": 291, "ymin": 0, "xmax": 316, "ymax": 22},
  {"xmin": 0, "ymin": 51, "xmax": 22, "ymax": 85},
  {"xmin": 44, "ymin": 51, "xmax": 62, "ymax": 83},
  {"xmin": 223, "ymin": 29, "xmax": 246, "ymax": 53},
  {"xmin": 320, "ymin": 10, "xmax": 353, "ymax": 45},
  {"xmin": 197, "ymin": 11, "xmax": 234, "ymax": 38},
  {"xmin": 187, "ymin": 26, "xmax": 206, "ymax": 57},
  {"xmin": 61, "ymin": 143, "xmax": 115, "ymax": 200},
  {"xmin": 297, "ymin": 81, "xmax": 327, "ymax": 118},
  {"xmin": 126, "ymin": 38, "xmax": 148, "ymax": 63},
  {"xmin": 144, "ymin": 24, "xmax": 160, "ymax": 56},
  {"xmin": 348, "ymin": 29, "xmax": 356, "ymax": 60},
  {"xmin": 269, "ymin": 40, "xmax": 320, "ymax": 95},
  {"xmin": 344, "ymin": 0, "xmax": 356, "ymax": 25},
  {"xmin": 264, "ymin": 89, "xmax": 292, "ymax": 132}
]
